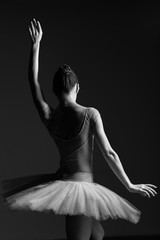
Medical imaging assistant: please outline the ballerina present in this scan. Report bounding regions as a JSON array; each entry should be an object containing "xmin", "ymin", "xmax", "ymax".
[{"xmin": 1, "ymin": 19, "xmax": 157, "ymax": 240}]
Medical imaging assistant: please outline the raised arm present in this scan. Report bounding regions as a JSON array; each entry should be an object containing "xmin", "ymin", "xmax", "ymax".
[
  {"xmin": 28, "ymin": 19, "xmax": 53, "ymax": 124},
  {"xmin": 93, "ymin": 110, "xmax": 157, "ymax": 198}
]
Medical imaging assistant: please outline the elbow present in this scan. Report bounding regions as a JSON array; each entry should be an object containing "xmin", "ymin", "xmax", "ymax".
[{"xmin": 103, "ymin": 148, "xmax": 117, "ymax": 161}]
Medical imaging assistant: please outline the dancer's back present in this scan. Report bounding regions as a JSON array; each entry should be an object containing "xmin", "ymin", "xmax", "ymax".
[
  {"xmin": 45, "ymin": 103, "xmax": 100, "ymax": 181},
  {"xmin": 48, "ymin": 103, "xmax": 87, "ymax": 140}
]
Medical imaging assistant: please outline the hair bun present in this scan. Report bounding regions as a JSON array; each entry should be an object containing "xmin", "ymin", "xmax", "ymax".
[{"xmin": 61, "ymin": 64, "xmax": 72, "ymax": 73}]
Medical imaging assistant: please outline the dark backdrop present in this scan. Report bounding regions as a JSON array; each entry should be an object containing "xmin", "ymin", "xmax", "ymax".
[{"xmin": 0, "ymin": 1, "xmax": 159, "ymax": 239}]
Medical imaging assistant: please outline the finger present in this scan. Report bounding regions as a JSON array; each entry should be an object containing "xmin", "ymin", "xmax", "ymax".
[
  {"xmin": 146, "ymin": 186, "xmax": 157, "ymax": 195},
  {"xmin": 145, "ymin": 184, "xmax": 157, "ymax": 188},
  {"xmin": 28, "ymin": 26, "xmax": 34, "ymax": 40},
  {"xmin": 33, "ymin": 18, "xmax": 37, "ymax": 24},
  {"xmin": 37, "ymin": 20, "xmax": 42, "ymax": 33},
  {"xmin": 28, "ymin": 26, "xmax": 33, "ymax": 37},
  {"xmin": 32, "ymin": 19, "xmax": 38, "ymax": 34},
  {"xmin": 33, "ymin": 18, "xmax": 38, "ymax": 29},
  {"xmin": 142, "ymin": 185, "xmax": 157, "ymax": 196},
  {"xmin": 145, "ymin": 188, "xmax": 156, "ymax": 197},
  {"xmin": 142, "ymin": 190, "xmax": 150, "ymax": 198},
  {"xmin": 31, "ymin": 21, "xmax": 35, "ymax": 35}
]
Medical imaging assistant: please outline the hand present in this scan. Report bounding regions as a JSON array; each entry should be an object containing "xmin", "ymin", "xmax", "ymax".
[
  {"xmin": 28, "ymin": 18, "xmax": 43, "ymax": 44},
  {"xmin": 128, "ymin": 183, "xmax": 157, "ymax": 198}
]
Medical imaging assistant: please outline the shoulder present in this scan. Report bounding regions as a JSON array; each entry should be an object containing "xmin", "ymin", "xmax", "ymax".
[
  {"xmin": 75, "ymin": 104, "xmax": 100, "ymax": 116},
  {"xmin": 88, "ymin": 107, "xmax": 100, "ymax": 116},
  {"xmin": 87, "ymin": 107, "xmax": 101, "ymax": 125}
]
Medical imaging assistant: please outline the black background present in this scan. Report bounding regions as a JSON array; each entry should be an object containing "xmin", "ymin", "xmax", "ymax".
[{"xmin": 0, "ymin": 1, "xmax": 159, "ymax": 239}]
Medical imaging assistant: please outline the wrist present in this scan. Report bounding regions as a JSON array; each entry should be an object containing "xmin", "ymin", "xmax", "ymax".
[
  {"xmin": 126, "ymin": 182, "xmax": 133, "ymax": 191},
  {"xmin": 32, "ymin": 41, "xmax": 40, "ymax": 49}
]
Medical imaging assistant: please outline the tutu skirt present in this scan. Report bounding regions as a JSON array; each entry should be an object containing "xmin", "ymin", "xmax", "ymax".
[{"xmin": 1, "ymin": 171, "xmax": 141, "ymax": 223}]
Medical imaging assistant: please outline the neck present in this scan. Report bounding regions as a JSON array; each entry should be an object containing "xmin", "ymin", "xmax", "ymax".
[{"xmin": 58, "ymin": 94, "xmax": 77, "ymax": 107}]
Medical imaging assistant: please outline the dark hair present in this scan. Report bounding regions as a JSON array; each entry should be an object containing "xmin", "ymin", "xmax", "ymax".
[{"xmin": 52, "ymin": 64, "xmax": 79, "ymax": 96}]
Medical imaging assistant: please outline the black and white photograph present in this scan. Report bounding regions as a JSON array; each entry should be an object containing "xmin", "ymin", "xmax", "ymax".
[{"xmin": 0, "ymin": 1, "xmax": 159, "ymax": 240}]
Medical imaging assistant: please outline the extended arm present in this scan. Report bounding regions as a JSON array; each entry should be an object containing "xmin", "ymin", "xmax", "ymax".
[
  {"xmin": 28, "ymin": 19, "xmax": 53, "ymax": 123},
  {"xmin": 93, "ymin": 111, "xmax": 157, "ymax": 198}
]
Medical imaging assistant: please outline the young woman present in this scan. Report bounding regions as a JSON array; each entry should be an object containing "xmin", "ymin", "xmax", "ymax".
[{"xmin": 1, "ymin": 19, "xmax": 157, "ymax": 240}]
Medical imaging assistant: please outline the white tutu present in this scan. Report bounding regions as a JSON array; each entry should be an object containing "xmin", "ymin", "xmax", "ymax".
[{"xmin": 5, "ymin": 179, "xmax": 141, "ymax": 224}]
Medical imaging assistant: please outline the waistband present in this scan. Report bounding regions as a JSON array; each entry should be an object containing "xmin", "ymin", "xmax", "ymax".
[{"xmin": 55, "ymin": 168, "xmax": 93, "ymax": 182}]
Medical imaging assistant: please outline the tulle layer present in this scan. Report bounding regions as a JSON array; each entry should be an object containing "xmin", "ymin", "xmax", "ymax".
[{"xmin": 4, "ymin": 179, "xmax": 141, "ymax": 223}]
